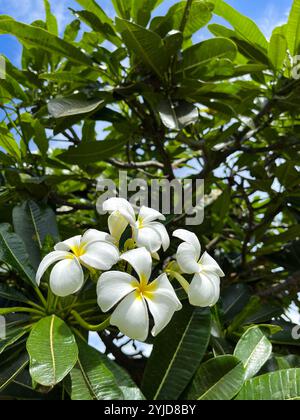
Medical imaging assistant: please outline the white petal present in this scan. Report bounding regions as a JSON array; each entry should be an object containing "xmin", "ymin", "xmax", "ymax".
[
  {"xmin": 103, "ymin": 198, "xmax": 136, "ymax": 226},
  {"xmin": 80, "ymin": 242, "xmax": 119, "ymax": 270},
  {"xmin": 97, "ymin": 271, "xmax": 136, "ymax": 312},
  {"xmin": 173, "ymin": 229, "xmax": 201, "ymax": 260},
  {"xmin": 145, "ymin": 274, "xmax": 182, "ymax": 336},
  {"xmin": 200, "ymin": 252, "xmax": 225, "ymax": 277},
  {"xmin": 54, "ymin": 236, "xmax": 81, "ymax": 252},
  {"xmin": 36, "ymin": 251, "xmax": 71, "ymax": 285},
  {"xmin": 139, "ymin": 206, "xmax": 165, "ymax": 223},
  {"xmin": 121, "ymin": 248, "xmax": 152, "ymax": 281},
  {"xmin": 135, "ymin": 226, "xmax": 162, "ymax": 253},
  {"xmin": 150, "ymin": 223, "xmax": 170, "ymax": 251},
  {"xmin": 110, "ymin": 291, "xmax": 149, "ymax": 341},
  {"xmin": 108, "ymin": 212, "xmax": 128, "ymax": 242},
  {"xmin": 50, "ymin": 258, "xmax": 84, "ymax": 297},
  {"xmin": 81, "ymin": 229, "xmax": 114, "ymax": 245},
  {"xmin": 188, "ymin": 272, "xmax": 220, "ymax": 307},
  {"xmin": 176, "ymin": 242, "xmax": 201, "ymax": 274}
]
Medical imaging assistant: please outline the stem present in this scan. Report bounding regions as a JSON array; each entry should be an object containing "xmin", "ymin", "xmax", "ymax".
[
  {"xmin": 167, "ymin": 271, "xmax": 190, "ymax": 294},
  {"xmin": 27, "ymin": 300, "xmax": 46, "ymax": 312},
  {"xmin": 71, "ymin": 310, "xmax": 111, "ymax": 332},
  {"xmin": 0, "ymin": 307, "xmax": 45, "ymax": 316},
  {"xmin": 179, "ymin": 0, "xmax": 194, "ymax": 33},
  {"xmin": 33, "ymin": 287, "xmax": 47, "ymax": 309}
]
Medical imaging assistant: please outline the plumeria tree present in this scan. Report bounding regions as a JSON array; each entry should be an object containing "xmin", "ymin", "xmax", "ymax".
[{"xmin": 0, "ymin": 0, "xmax": 300, "ymax": 401}]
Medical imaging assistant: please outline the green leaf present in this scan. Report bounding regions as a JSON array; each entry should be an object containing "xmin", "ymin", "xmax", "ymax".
[
  {"xmin": 0, "ymin": 123, "xmax": 21, "ymax": 160},
  {"xmin": 142, "ymin": 306, "xmax": 211, "ymax": 400},
  {"xmin": 48, "ymin": 96, "xmax": 105, "ymax": 119},
  {"xmin": 13, "ymin": 200, "xmax": 59, "ymax": 270},
  {"xmin": 27, "ymin": 316, "xmax": 78, "ymax": 387},
  {"xmin": 58, "ymin": 138, "xmax": 126, "ymax": 165},
  {"xmin": 112, "ymin": 0, "xmax": 132, "ymax": 20},
  {"xmin": 44, "ymin": 0, "xmax": 58, "ymax": 35},
  {"xmin": 0, "ymin": 325, "xmax": 28, "ymax": 355},
  {"xmin": 0, "ymin": 19, "xmax": 92, "ymax": 66},
  {"xmin": 131, "ymin": 0, "xmax": 164, "ymax": 27},
  {"xmin": 268, "ymin": 32, "xmax": 287, "ymax": 72},
  {"xmin": 116, "ymin": 18, "xmax": 168, "ymax": 78},
  {"xmin": 213, "ymin": 0, "xmax": 268, "ymax": 50},
  {"xmin": 286, "ymin": 0, "xmax": 300, "ymax": 55},
  {"xmin": 236, "ymin": 369, "xmax": 300, "ymax": 400},
  {"xmin": 0, "ymin": 284, "xmax": 29, "ymax": 305},
  {"xmin": 105, "ymin": 359, "xmax": 145, "ymax": 400},
  {"xmin": 33, "ymin": 120, "xmax": 48, "ymax": 157},
  {"xmin": 0, "ymin": 224, "xmax": 36, "ymax": 286},
  {"xmin": 0, "ymin": 353, "xmax": 29, "ymax": 392},
  {"xmin": 234, "ymin": 327, "xmax": 272, "ymax": 380},
  {"xmin": 70, "ymin": 340, "xmax": 123, "ymax": 400},
  {"xmin": 186, "ymin": 356, "xmax": 245, "ymax": 400},
  {"xmin": 152, "ymin": 0, "xmax": 214, "ymax": 39},
  {"xmin": 180, "ymin": 37, "xmax": 237, "ymax": 79},
  {"xmin": 75, "ymin": 0, "xmax": 115, "ymax": 26},
  {"xmin": 158, "ymin": 99, "xmax": 198, "ymax": 130}
]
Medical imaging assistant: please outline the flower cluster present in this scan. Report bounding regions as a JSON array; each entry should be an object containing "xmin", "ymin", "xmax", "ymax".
[{"xmin": 37, "ymin": 198, "xmax": 224, "ymax": 341}]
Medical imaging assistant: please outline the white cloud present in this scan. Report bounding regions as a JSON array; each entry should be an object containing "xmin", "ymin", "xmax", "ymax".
[{"xmin": 258, "ymin": 3, "xmax": 289, "ymax": 39}]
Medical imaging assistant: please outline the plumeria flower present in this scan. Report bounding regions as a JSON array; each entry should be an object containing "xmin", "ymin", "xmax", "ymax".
[
  {"xmin": 36, "ymin": 230, "xmax": 119, "ymax": 297},
  {"xmin": 173, "ymin": 229, "xmax": 225, "ymax": 307},
  {"xmin": 103, "ymin": 198, "xmax": 170, "ymax": 253},
  {"xmin": 97, "ymin": 247, "xmax": 182, "ymax": 341}
]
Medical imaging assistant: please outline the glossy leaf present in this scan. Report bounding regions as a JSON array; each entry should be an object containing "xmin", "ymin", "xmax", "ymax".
[
  {"xmin": 234, "ymin": 327, "xmax": 272, "ymax": 380},
  {"xmin": 236, "ymin": 369, "xmax": 300, "ymax": 400},
  {"xmin": 13, "ymin": 200, "xmax": 59, "ymax": 269},
  {"xmin": 0, "ymin": 353, "xmax": 29, "ymax": 393},
  {"xmin": 0, "ymin": 224, "xmax": 36, "ymax": 286},
  {"xmin": 27, "ymin": 316, "xmax": 78, "ymax": 387},
  {"xmin": 186, "ymin": 356, "xmax": 245, "ymax": 400},
  {"xmin": 70, "ymin": 340, "xmax": 123, "ymax": 400},
  {"xmin": 142, "ymin": 306, "xmax": 211, "ymax": 400}
]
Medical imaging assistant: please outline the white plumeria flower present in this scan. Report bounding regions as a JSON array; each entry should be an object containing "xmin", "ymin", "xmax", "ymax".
[
  {"xmin": 173, "ymin": 229, "xmax": 225, "ymax": 307},
  {"xmin": 36, "ymin": 230, "xmax": 119, "ymax": 297},
  {"xmin": 97, "ymin": 247, "xmax": 182, "ymax": 342},
  {"xmin": 103, "ymin": 198, "xmax": 170, "ymax": 253}
]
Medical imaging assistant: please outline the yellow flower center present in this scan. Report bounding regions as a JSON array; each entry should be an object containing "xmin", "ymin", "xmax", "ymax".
[
  {"xmin": 70, "ymin": 243, "xmax": 87, "ymax": 258},
  {"xmin": 137, "ymin": 216, "xmax": 144, "ymax": 229},
  {"xmin": 132, "ymin": 274, "xmax": 157, "ymax": 300}
]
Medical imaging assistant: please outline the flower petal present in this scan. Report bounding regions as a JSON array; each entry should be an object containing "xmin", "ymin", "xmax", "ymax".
[
  {"xmin": 108, "ymin": 212, "xmax": 128, "ymax": 243},
  {"xmin": 200, "ymin": 252, "xmax": 225, "ymax": 277},
  {"xmin": 135, "ymin": 226, "xmax": 162, "ymax": 253},
  {"xmin": 54, "ymin": 236, "xmax": 81, "ymax": 252},
  {"xmin": 110, "ymin": 291, "xmax": 149, "ymax": 341},
  {"xmin": 176, "ymin": 242, "xmax": 201, "ymax": 274},
  {"xmin": 81, "ymin": 229, "xmax": 114, "ymax": 245},
  {"xmin": 36, "ymin": 251, "xmax": 71, "ymax": 285},
  {"xmin": 145, "ymin": 274, "xmax": 182, "ymax": 336},
  {"xmin": 121, "ymin": 248, "xmax": 152, "ymax": 281},
  {"xmin": 150, "ymin": 223, "xmax": 170, "ymax": 251},
  {"xmin": 50, "ymin": 258, "xmax": 84, "ymax": 297},
  {"xmin": 139, "ymin": 206, "xmax": 165, "ymax": 223},
  {"xmin": 80, "ymin": 242, "xmax": 119, "ymax": 270},
  {"xmin": 103, "ymin": 198, "xmax": 136, "ymax": 226},
  {"xmin": 188, "ymin": 272, "xmax": 220, "ymax": 307},
  {"xmin": 173, "ymin": 229, "xmax": 201, "ymax": 260},
  {"xmin": 121, "ymin": 248, "xmax": 152, "ymax": 280},
  {"xmin": 97, "ymin": 271, "xmax": 136, "ymax": 312}
]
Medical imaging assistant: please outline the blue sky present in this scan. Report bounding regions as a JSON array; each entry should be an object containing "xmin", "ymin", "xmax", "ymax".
[{"xmin": 0, "ymin": 0, "xmax": 294, "ymax": 66}]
